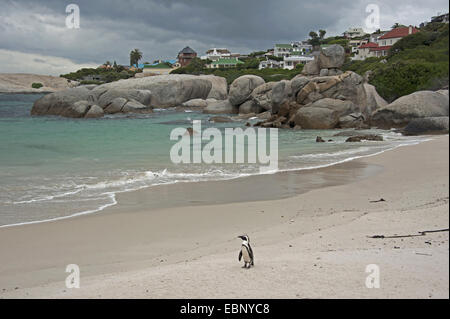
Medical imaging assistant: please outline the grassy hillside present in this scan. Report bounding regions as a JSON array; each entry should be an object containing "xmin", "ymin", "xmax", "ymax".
[{"xmin": 343, "ymin": 22, "xmax": 449, "ymax": 102}]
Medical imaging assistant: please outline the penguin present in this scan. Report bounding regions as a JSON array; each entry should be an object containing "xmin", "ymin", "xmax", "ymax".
[{"xmin": 237, "ymin": 235, "xmax": 254, "ymax": 269}]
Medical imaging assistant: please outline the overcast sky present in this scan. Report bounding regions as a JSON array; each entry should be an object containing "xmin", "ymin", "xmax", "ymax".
[{"xmin": 0, "ymin": 0, "xmax": 448, "ymax": 75}]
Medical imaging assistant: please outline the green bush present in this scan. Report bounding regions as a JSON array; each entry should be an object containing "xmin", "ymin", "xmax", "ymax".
[
  {"xmin": 31, "ymin": 82, "xmax": 43, "ymax": 89},
  {"xmin": 343, "ymin": 23, "xmax": 449, "ymax": 102}
]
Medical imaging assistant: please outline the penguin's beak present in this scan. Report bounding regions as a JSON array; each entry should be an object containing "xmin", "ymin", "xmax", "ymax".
[{"xmin": 237, "ymin": 236, "xmax": 244, "ymax": 240}]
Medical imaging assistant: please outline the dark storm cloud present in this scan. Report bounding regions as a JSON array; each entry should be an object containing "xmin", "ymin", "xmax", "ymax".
[{"xmin": 0, "ymin": 0, "xmax": 448, "ymax": 74}]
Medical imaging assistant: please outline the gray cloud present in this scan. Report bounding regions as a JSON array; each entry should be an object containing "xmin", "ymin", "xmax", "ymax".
[{"xmin": 0, "ymin": 0, "xmax": 448, "ymax": 75}]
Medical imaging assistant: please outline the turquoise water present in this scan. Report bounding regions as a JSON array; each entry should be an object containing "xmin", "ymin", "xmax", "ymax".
[{"xmin": 0, "ymin": 94, "xmax": 426, "ymax": 226}]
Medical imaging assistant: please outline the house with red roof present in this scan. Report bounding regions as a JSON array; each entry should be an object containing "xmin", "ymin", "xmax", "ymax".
[{"xmin": 353, "ymin": 26, "xmax": 419, "ymax": 60}]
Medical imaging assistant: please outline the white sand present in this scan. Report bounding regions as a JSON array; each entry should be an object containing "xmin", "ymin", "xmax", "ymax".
[{"xmin": 0, "ymin": 136, "xmax": 448, "ymax": 298}]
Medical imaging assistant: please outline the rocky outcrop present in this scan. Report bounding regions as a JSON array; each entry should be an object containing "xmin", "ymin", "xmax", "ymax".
[
  {"xmin": 31, "ymin": 74, "xmax": 225, "ymax": 118},
  {"xmin": 402, "ymin": 117, "xmax": 449, "ymax": 135},
  {"xmin": 371, "ymin": 90, "xmax": 449, "ymax": 128},
  {"xmin": 228, "ymin": 75, "xmax": 265, "ymax": 106},
  {"xmin": 203, "ymin": 99, "xmax": 238, "ymax": 114},
  {"xmin": 271, "ymin": 80, "xmax": 293, "ymax": 113}
]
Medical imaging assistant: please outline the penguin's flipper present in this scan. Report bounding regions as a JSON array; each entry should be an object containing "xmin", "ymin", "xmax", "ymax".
[
  {"xmin": 248, "ymin": 244, "xmax": 254, "ymax": 265},
  {"xmin": 238, "ymin": 250, "xmax": 242, "ymax": 261}
]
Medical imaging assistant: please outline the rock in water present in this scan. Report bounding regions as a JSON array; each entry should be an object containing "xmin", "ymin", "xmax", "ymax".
[
  {"xmin": 62, "ymin": 100, "xmax": 91, "ymax": 118},
  {"xmin": 203, "ymin": 99, "xmax": 238, "ymax": 114},
  {"xmin": 228, "ymin": 75, "xmax": 265, "ymax": 106},
  {"xmin": 371, "ymin": 90, "xmax": 449, "ymax": 128},
  {"xmin": 294, "ymin": 107, "xmax": 339, "ymax": 129},
  {"xmin": 31, "ymin": 74, "xmax": 226, "ymax": 118},
  {"xmin": 31, "ymin": 86, "xmax": 91, "ymax": 116},
  {"xmin": 239, "ymin": 100, "xmax": 263, "ymax": 114},
  {"xmin": 84, "ymin": 105, "xmax": 104, "ymax": 118},
  {"xmin": 402, "ymin": 117, "xmax": 449, "ymax": 135},
  {"xmin": 182, "ymin": 99, "xmax": 209, "ymax": 108},
  {"xmin": 316, "ymin": 136, "xmax": 326, "ymax": 143},
  {"xmin": 345, "ymin": 134, "xmax": 383, "ymax": 142}
]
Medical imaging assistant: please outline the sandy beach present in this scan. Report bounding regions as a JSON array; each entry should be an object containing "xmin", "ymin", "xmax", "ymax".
[{"xmin": 0, "ymin": 136, "xmax": 448, "ymax": 299}]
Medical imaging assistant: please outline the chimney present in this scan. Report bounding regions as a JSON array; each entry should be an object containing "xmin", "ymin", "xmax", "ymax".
[{"xmin": 408, "ymin": 25, "xmax": 413, "ymax": 34}]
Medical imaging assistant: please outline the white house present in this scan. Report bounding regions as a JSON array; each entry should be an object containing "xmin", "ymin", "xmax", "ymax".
[
  {"xmin": 259, "ymin": 59, "xmax": 284, "ymax": 70},
  {"xmin": 377, "ymin": 26, "xmax": 418, "ymax": 47},
  {"xmin": 273, "ymin": 44, "xmax": 292, "ymax": 58},
  {"xmin": 200, "ymin": 48, "xmax": 232, "ymax": 61},
  {"xmin": 283, "ymin": 55, "xmax": 314, "ymax": 70},
  {"xmin": 352, "ymin": 26, "xmax": 419, "ymax": 60},
  {"xmin": 344, "ymin": 27, "xmax": 366, "ymax": 38}
]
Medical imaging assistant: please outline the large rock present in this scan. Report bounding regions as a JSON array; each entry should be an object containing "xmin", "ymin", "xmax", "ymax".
[
  {"xmin": 122, "ymin": 99, "xmax": 153, "ymax": 113},
  {"xmin": 203, "ymin": 99, "xmax": 238, "ymax": 114},
  {"xmin": 271, "ymin": 80, "xmax": 292, "ymax": 113},
  {"xmin": 104, "ymin": 97, "xmax": 128, "ymax": 114},
  {"xmin": 239, "ymin": 100, "xmax": 263, "ymax": 114},
  {"xmin": 294, "ymin": 107, "xmax": 339, "ymax": 129},
  {"xmin": 301, "ymin": 59, "xmax": 320, "ymax": 76},
  {"xmin": 96, "ymin": 89, "xmax": 152, "ymax": 108},
  {"xmin": 251, "ymin": 82, "xmax": 275, "ymax": 111},
  {"xmin": 339, "ymin": 113, "xmax": 366, "ymax": 128},
  {"xmin": 62, "ymin": 100, "xmax": 91, "ymax": 118},
  {"xmin": 182, "ymin": 98, "xmax": 208, "ymax": 108},
  {"xmin": 318, "ymin": 44, "xmax": 345, "ymax": 69},
  {"xmin": 363, "ymin": 83, "xmax": 387, "ymax": 115},
  {"xmin": 31, "ymin": 86, "xmax": 91, "ymax": 116},
  {"xmin": 371, "ymin": 90, "xmax": 449, "ymax": 128},
  {"xmin": 290, "ymin": 75, "xmax": 310, "ymax": 96},
  {"xmin": 228, "ymin": 75, "xmax": 265, "ymax": 106},
  {"xmin": 317, "ymin": 72, "xmax": 367, "ymax": 108},
  {"xmin": 402, "ymin": 117, "xmax": 449, "ymax": 135},
  {"xmin": 199, "ymin": 75, "xmax": 228, "ymax": 100},
  {"xmin": 309, "ymin": 98, "xmax": 359, "ymax": 117},
  {"xmin": 84, "ymin": 105, "xmax": 104, "ymax": 118}
]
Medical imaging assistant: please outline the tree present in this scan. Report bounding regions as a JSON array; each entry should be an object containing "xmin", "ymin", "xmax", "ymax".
[
  {"xmin": 129, "ymin": 49, "xmax": 143, "ymax": 67},
  {"xmin": 113, "ymin": 60, "xmax": 118, "ymax": 69},
  {"xmin": 319, "ymin": 29, "xmax": 327, "ymax": 39},
  {"xmin": 308, "ymin": 31, "xmax": 320, "ymax": 46}
]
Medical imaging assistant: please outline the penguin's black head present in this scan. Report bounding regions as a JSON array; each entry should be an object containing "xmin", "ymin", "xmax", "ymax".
[{"xmin": 238, "ymin": 235, "xmax": 249, "ymax": 242}]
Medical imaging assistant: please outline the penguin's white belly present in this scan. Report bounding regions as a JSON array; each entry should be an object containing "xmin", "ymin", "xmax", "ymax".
[{"xmin": 241, "ymin": 246, "xmax": 251, "ymax": 263}]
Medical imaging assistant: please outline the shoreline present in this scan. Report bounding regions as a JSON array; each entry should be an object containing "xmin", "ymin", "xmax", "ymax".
[
  {"xmin": 0, "ymin": 136, "xmax": 427, "ymax": 229},
  {"xmin": 0, "ymin": 136, "xmax": 448, "ymax": 298}
]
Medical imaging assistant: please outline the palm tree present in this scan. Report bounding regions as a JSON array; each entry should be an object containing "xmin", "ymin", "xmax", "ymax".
[
  {"xmin": 129, "ymin": 49, "xmax": 143, "ymax": 67},
  {"xmin": 319, "ymin": 29, "xmax": 326, "ymax": 39}
]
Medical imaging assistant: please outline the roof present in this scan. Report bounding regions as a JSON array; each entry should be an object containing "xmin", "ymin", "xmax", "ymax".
[
  {"xmin": 359, "ymin": 42, "xmax": 379, "ymax": 49},
  {"xmin": 275, "ymin": 44, "xmax": 292, "ymax": 48},
  {"xmin": 379, "ymin": 26, "xmax": 419, "ymax": 39},
  {"xmin": 370, "ymin": 45, "xmax": 392, "ymax": 51},
  {"xmin": 179, "ymin": 46, "xmax": 196, "ymax": 54},
  {"xmin": 210, "ymin": 58, "xmax": 244, "ymax": 65}
]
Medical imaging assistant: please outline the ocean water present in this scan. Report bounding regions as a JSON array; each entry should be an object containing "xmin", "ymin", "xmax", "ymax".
[{"xmin": 0, "ymin": 94, "xmax": 427, "ymax": 226}]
